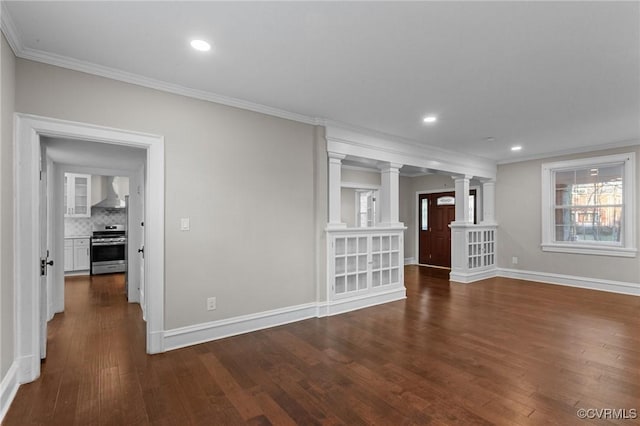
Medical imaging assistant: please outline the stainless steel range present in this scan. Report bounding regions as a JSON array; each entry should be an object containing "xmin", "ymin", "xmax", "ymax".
[{"xmin": 91, "ymin": 224, "xmax": 127, "ymax": 274}]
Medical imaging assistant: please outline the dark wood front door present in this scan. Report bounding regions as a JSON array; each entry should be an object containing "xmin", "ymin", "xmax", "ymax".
[{"xmin": 418, "ymin": 191, "xmax": 476, "ymax": 268}]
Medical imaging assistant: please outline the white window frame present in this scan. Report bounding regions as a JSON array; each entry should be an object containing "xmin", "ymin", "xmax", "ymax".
[{"xmin": 541, "ymin": 152, "xmax": 636, "ymax": 257}]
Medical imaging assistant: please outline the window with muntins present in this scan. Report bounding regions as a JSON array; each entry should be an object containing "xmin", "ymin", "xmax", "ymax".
[{"xmin": 541, "ymin": 153, "xmax": 636, "ymax": 257}]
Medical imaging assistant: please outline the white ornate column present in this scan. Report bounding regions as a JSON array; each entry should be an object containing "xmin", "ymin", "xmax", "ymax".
[
  {"xmin": 327, "ymin": 152, "xmax": 346, "ymax": 229},
  {"xmin": 452, "ymin": 174, "xmax": 472, "ymax": 223},
  {"xmin": 379, "ymin": 162, "xmax": 403, "ymax": 227},
  {"xmin": 481, "ymin": 179, "xmax": 496, "ymax": 225}
]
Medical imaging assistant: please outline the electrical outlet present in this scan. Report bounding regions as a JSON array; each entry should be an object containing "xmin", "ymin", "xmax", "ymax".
[
  {"xmin": 512, "ymin": 256, "xmax": 519, "ymax": 265},
  {"xmin": 206, "ymin": 297, "xmax": 216, "ymax": 311}
]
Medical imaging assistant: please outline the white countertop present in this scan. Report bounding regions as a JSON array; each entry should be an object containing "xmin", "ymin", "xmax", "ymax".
[{"xmin": 64, "ymin": 235, "xmax": 91, "ymax": 239}]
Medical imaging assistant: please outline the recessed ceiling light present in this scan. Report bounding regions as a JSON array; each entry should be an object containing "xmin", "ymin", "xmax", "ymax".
[
  {"xmin": 511, "ymin": 146, "xmax": 522, "ymax": 152},
  {"xmin": 190, "ymin": 39, "xmax": 211, "ymax": 52},
  {"xmin": 422, "ymin": 115, "xmax": 437, "ymax": 124}
]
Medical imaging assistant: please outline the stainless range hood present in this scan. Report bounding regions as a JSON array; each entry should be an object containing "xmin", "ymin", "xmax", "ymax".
[{"xmin": 93, "ymin": 176, "xmax": 126, "ymax": 209}]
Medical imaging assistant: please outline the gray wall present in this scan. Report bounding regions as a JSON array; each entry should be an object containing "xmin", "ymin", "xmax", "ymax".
[
  {"xmin": 1, "ymin": 34, "xmax": 16, "ymax": 379},
  {"xmin": 15, "ymin": 58, "xmax": 326, "ymax": 329},
  {"xmin": 496, "ymin": 145, "xmax": 640, "ymax": 283}
]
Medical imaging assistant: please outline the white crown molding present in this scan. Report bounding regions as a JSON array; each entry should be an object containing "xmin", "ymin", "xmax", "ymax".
[
  {"xmin": 0, "ymin": 1, "xmax": 21, "ymax": 54},
  {"xmin": 326, "ymin": 118, "xmax": 494, "ymax": 166},
  {"xmin": 326, "ymin": 125, "xmax": 497, "ymax": 180},
  {"xmin": 497, "ymin": 138, "xmax": 640, "ymax": 165},
  {"xmin": 6, "ymin": 3, "xmax": 629, "ymax": 168},
  {"xmin": 18, "ymin": 46, "xmax": 322, "ymax": 126},
  {"xmin": 0, "ymin": 3, "xmax": 320, "ymax": 126}
]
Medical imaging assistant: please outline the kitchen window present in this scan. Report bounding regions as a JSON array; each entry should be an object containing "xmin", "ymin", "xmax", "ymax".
[{"xmin": 541, "ymin": 152, "xmax": 636, "ymax": 257}]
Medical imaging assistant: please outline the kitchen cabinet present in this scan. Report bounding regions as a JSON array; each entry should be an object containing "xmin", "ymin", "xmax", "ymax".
[
  {"xmin": 64, "ymin": 237, "xmax": 90, "ymax": 273},
  {"xmin": 64, "ymin": 173, "xmax": 91, "ymax": 217},
  {"xmin": 64, "ymin": 239, "xmax": 74, "ymax": 272}
]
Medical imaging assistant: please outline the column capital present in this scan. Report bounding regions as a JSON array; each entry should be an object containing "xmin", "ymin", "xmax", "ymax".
[
  {"xmin": 479, "ymin": 178, "xmax": 496, "ymax": 184},
  {"xmin": 451, "ymin": 175, "xmax": 473, "ymax": 181},
  {"xmin": 379, "ymin": 162, "xmax": 403, "ymax": 173},
  {"xmin": 327, "ymin": 152, "xmax": 346, "ymax": 161},
  {"xmin": 451, "ymin": 174, "xmax": 474, "ymax": 182}
]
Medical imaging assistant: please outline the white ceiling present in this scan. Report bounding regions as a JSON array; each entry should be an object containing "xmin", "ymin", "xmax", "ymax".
[{"xmin": 4, "ymin": 1, "xmax": 640, "ymax": 162}]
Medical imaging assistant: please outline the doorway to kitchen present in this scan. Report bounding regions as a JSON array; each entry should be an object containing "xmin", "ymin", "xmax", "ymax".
[
  {"xmin": 15, "ymin": 114, "xmax": 165, "ymax": 384},
  {"xmin": 418, "ymin": 190, "xmax": 477, "ymax": 268}
]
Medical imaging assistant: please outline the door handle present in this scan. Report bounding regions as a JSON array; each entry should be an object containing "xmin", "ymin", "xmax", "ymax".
[
  {"xmin": 40, "ymin": 258, "xmax": 54, "ymax": 276},
  {"xmin": 138, "ymin": 247, "xmax": 144, "ymax": 254}
]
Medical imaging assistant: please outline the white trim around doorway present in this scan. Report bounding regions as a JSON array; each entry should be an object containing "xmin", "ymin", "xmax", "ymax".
[
  {"xmin": 14, "ymin": 113, "xmax": 165, "ymax": 384},
  {"xmin": 414, "ymin": 187, "xmax": 481, "ymax": 267}
]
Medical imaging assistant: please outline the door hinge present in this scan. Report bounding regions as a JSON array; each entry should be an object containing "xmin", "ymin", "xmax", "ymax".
[{"xmin": 39, "ymin": 170, "xmax": 43, "ymax": 181}]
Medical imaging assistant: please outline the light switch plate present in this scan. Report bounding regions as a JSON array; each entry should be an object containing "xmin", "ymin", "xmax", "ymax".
[{"xmin": 180, "ymin": 217, "xmax": 190, "ymax": 231}]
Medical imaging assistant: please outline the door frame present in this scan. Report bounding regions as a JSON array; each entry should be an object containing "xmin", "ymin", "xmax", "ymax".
[
  {"xmin": 51, "ymin": 163, "xmax": 144, "ymax": 311},
  {"xmin": 14, "ymin": 113, "xmax": 165, "ymax": 384},
  {"xmin": 414, "ymin": 186, "xmax": 481, "ymax": 266}
]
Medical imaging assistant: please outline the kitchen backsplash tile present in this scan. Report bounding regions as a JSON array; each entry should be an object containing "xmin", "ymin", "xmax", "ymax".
[{"xmin": 65, "ymin": 208, "xmax": 126, "ymax": 236}]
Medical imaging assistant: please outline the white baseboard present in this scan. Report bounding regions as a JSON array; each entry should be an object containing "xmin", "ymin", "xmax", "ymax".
[
  {"xmin": 17, "ymin": 355, "xmax": 39, "ymax": 384},
  {"xmin": 498, "ymin": 268, "xmax": 640, "ymax": 296},
  {"xmin": 404, "ymin": 257, "xmax": 416, "ymax": 265},
  {"xmin": 450, "ymin": 268, "xmax": 498, "ymax": 284},
  {"xmin": 163, "ymin": 302, "xmax": 318, "ymax": 351},
  {"xmin": 147, "ymin": 331, "xmax": 164, "ymax": 354},
  {"xmin": 164, "ymin": 288, "xmax": 407, "ymax": 351},
  {"xmin": 0, "ymin": 362, "xmax": 19, "ymax": 423},
  {"xmin": 63, "ymin": 271, "xmax": 89, "ymax": 277},
  {"xmin": 319, "ymin": 287, "xmax": 407, "ymax": 317}
]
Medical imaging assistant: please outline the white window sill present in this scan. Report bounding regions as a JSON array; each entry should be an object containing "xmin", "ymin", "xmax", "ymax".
[{"xmin": 541, "ymin": 243, "xmax": 637, "ymax": 258}]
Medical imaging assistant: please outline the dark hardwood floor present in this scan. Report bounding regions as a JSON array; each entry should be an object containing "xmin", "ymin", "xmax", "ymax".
[{"xmin": 3, "ymin": 267, "xmax": 639, "ymax": 425}]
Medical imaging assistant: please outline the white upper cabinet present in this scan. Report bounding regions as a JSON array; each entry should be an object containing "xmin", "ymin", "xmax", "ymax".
[{"xmin": 64, "ymin": 173, "xmax": 92, "ymax": 218}]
